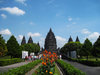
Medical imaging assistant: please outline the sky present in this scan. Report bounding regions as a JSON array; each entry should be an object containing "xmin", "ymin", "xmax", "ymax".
[{"xmin": 0, "ymin": 0, "xmax": 100, "ymax": 48}]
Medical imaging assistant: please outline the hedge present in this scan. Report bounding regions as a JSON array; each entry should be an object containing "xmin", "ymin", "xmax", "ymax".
[
  {"xmin": 0, "ymin": 60, "xmax": 41, "ymax": 75},
  {"xmin": 56, "ymin": 59, "xmax": 86, "ymax": 75},
  {"xmin": 67, "ymin": 58, "xmax": 100, "ymax": 66},
  {"xmin": 0, "ymin": 58, "xmax": 22, "ymax": 66}
]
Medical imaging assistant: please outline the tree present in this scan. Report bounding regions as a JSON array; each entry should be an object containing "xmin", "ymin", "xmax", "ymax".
[
  {"xmin": 81, "ymin": 38, "xmax": 92, "ymax": 59},
  {"xmin": 20, "ymin": 43, "xmax": 40, "ymax": 55},
  {"xmin": 92, "ymin": 36, "xmax": 100, "ymax": 58},
  {"xmin": 60, "ymin": 42, "xmax": 82, "ymax": 58},
  {"xmin": 7, "ymin": 35, "xmax": 21, "ymax": 58},
  {"xmin": 0, "ymin": 34, "xmax": 7, "ymax": 56}
]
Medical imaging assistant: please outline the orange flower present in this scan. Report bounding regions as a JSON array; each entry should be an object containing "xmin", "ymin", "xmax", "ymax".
[
  {"xmin": 46, "ymin": 58, "xmax": 48, "ymax": 60},
  {"xmin": 44, "ymin": 62, "xmax": 47, "ymax": 65},
  {"xmin": 48, "ymin": 52, "xmax": 51, "ymax": 55},
  {"xmin": 42, "ymin": 62, "xmax": 44, "ymax": 65},
  {"xmin": 46, "ymin": 70, "xmax": 48, "ymax": 72},
  {"xmin": 49, "ymin": 72, "xmax": 53, "ymax": 74},
  {"xmin": 43, "ymin": 54, "xmax": 45, "ymax": 57}
]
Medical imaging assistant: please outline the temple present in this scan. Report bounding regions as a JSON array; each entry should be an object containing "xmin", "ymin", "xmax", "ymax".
[
  {"xmin": 21, "ymin": 36, "xmax": 26, "ymax": 45},
  {"xmin": 44, "ymin": 28, "xmax": 57, "ymax": 52}
]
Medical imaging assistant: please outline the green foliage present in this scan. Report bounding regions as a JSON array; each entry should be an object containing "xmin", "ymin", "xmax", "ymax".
[
  {"xmin": 20, "ymin": 43, "xmax": 40, "ymax": 55},
  {"xmin": 0, "ymin": 34, "xmax": 8, "ymax": 56},
  {"xmin": 0, "ymin": 60, "xmax": 41, "ymax": 75},
  {"xmin": 7, "ymin": 35, "xmax": 21, "ymax": 58},
  {"xmin": 0, "ymin": 56, "xmax": 11, "ymax": 59},
  {"xmin": 54, "ymin": 64, "xmax": 60, "ymax": 75},
  {"xmin": 69, "ymin": 58, "xmax": 100, "ymax": 66},
  {"xmin": 0, "ymin": 58, "xmax": 22, "ymax": 66},
  {"xmin": 80, "ymin": 38, "xmax": 92, "ymax": 58},
  {"xmin": 60, "ymin": 42, "xmax": 82, "ymax": 57},
  {"xmin": 56, "ymin": 59, "xmax": 86, "ymax": 75},
  {"xmin": 92, "ymin": 36, "xmax": 100, "ymax": 57}
]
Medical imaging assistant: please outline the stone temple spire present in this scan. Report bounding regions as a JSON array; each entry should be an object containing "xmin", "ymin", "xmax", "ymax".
[
  {"xmin": 75, "ymin": 36, "xmax": 80, "ymax": 42},
  {"xmin": 44, "ymin": 28, "xmax": 57, "ymax": 52},
  {"xmin": 68, "ymin": 36, "xmax": 73, "ymax": 43},
  {"xmin": 28, "ymin": 36, "xmax": 33, "ymax": 44},
  {"xmin": 21, "ymin": 36, "xmax": 26, "ymax": 45}
]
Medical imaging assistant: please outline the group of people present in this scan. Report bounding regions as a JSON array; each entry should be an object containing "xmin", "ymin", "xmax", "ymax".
[{"xmin": 25, "ymin": 55, "xmax": 39, "ymax": 61}]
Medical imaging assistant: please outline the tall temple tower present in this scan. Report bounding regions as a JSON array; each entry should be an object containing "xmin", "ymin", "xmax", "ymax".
[
  {"xmin": 28, "ymin": 36, "xmax": 33, "ymax": 44},
  {"xmin": 68, "ymin": 36, "xmax": 73, "ymax": 42},
  {"xmin": 21, "ymin": 36, "xmax": 26, "ymax": 45},
  {"xmin": 44, "ymin": 28, "xmax": 57, "ymax": 52}
]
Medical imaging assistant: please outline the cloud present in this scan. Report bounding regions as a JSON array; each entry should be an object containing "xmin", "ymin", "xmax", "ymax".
[
  {"xmin": 0, "ymin": 29, "xmax": 11, "ymax": 35},
  {"xmin": 15, "ymin": 0, "xmax": 27, "ymax": 6},
  {"xmin": 48, "ymin": 0, "xmax": 55, "ymax": 4},
  {"xmin": 0, "ymin": 7, "xmax": 25, "ymax": 16},
  {"xmin": 81, "ymin": 29, "xmax": 91, "ymax": 34},
  {"xmin": 27, "ymin": 32, "xmax": 41, "ymax": 37},
  {"xmin": 68, "ymin": 17, "xmax": 72, "ymax": 21},
  {"xmin": 88, "ymin": 32, "xmax": 100, "ymax": 43},
  {"xmin": 30, "ymin": 22, "xmax": 35, "ymax": 26},
  {"xmin": 17, "ymin": 35, "xmax": 23, "ymax": 40},
  {"xmin": 56, "ymin": 36, "xmax": 67, "ymax": 47},
  {"xmin": 39, "ymin": 38, "xmax": 45, "ymax": 48},
  {"xmin": 72, "ymin": 22, "xmax": 76, "ymax": 24},
  {"xmin": 1, "ymin": 14, "xmax": 7, "ymax": 19}
]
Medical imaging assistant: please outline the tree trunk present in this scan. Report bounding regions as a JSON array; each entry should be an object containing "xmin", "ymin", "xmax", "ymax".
[{"xmin": 86, "ymin": 56, "xmax": 88, "ymax": 60}]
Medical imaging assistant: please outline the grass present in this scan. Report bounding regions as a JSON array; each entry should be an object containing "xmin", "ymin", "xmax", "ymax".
[
  {"xmin": 79, "ymin": 56, "xmax": 100, "ymax": 61},
  {"xmin": 79, "ymin": 58, "xmax": 100, "ymax": 61},
  {"xmin": 54, "ymin": 64, "xmax": 60, "ymax": 75}
]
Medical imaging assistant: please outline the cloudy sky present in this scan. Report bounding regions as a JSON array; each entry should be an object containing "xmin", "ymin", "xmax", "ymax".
[{"xmin": 0, "ymin": 0, "xmax": 100, "ymax": 48}]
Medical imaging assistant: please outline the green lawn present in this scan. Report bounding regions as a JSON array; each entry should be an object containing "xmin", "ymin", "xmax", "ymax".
[
  {"xmin": 54, "ymin": 64, "xmax": 60, "ymax": 75},
  {"xmin": 79, "ymin": 58, "xmax": 100, "ymax": 61}
]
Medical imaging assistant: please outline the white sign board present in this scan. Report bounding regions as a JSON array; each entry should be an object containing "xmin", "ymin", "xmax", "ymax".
[{"xmin": 22, "ymin": 51, "xmax": 28, "ymax": 59}]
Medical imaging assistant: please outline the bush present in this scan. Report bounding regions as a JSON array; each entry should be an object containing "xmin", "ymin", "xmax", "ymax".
[
  {"xmin": 68, "ymin": 58, "xmax": 100, "ymax": 66},
  {"xmin": 56, "ymin": 59, "xmax": 86, "ymax": 75},
  {"xmin": 77, "ymin": 59, "xmax": 100, "ymax": 66},
  {"xmin": 0, "ymin": 58, "xmax": 22, "ymax": 66},
  {"xmin": 0, "ymin": 60, "xmax": 41, "ymax": 75}
]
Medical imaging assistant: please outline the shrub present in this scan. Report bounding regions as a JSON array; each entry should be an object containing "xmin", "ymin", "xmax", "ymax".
[
  {"xmin": 0, "ymin": 58, "xmax": 22, "ymax": 66},
  {"xmin": 0, "ymin": 60, "xmax": 41, "ymax": 75},
  {"xmin": 77, "ymin": 59, "xmax": 100, "ymax": 66},
  {"xmin": 56, "ymin": 59, "xmax": 86, "ymax": 75},
  {"xmin": 68, "ymin": 58, "xmax": 100, "ymax": 66}
]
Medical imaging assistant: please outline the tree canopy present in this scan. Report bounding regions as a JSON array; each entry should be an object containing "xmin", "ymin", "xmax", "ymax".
[
  {"xmin": 92, "ymin": 36, "xmax": 100, "ymax": 57},
  {"xmin": 80, "ymin": 38, "xmax": 92, "ymax": 59},
  {"xmin": 0, "ymin": 34, "xmax": 7, "ymax": 56},
  {"xmin": 20, "ymin": 43, "xmax": 40, "ymax": 55},
  {"xmin": 7, "ymin": 35, "xmax": 21, "ymax": 58}
]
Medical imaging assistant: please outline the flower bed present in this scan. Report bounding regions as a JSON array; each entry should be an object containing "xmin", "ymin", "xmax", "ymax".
[
  {"xmin": 0, "ymin": 58, "xmax": 22, "ymax": 66},
  {"xmin": 56, "ymin": 59, "xmax": 86, "ymax": 75},
  {"xmin": 0, "ymin": 60, "xmax": 41, "ymax": 75},
  {"xmin": 34, "ymin": 50, "xmax": 57, "ymax": 75}
]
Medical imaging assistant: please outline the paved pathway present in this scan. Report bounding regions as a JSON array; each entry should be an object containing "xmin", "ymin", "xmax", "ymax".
[
  {"xmin": 64, "ymin": 59, "xmax": 100, "ymax": 75},
  {"xmin": 0, "ymin": 61, "xmax": 30, "ymax": 73}
]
